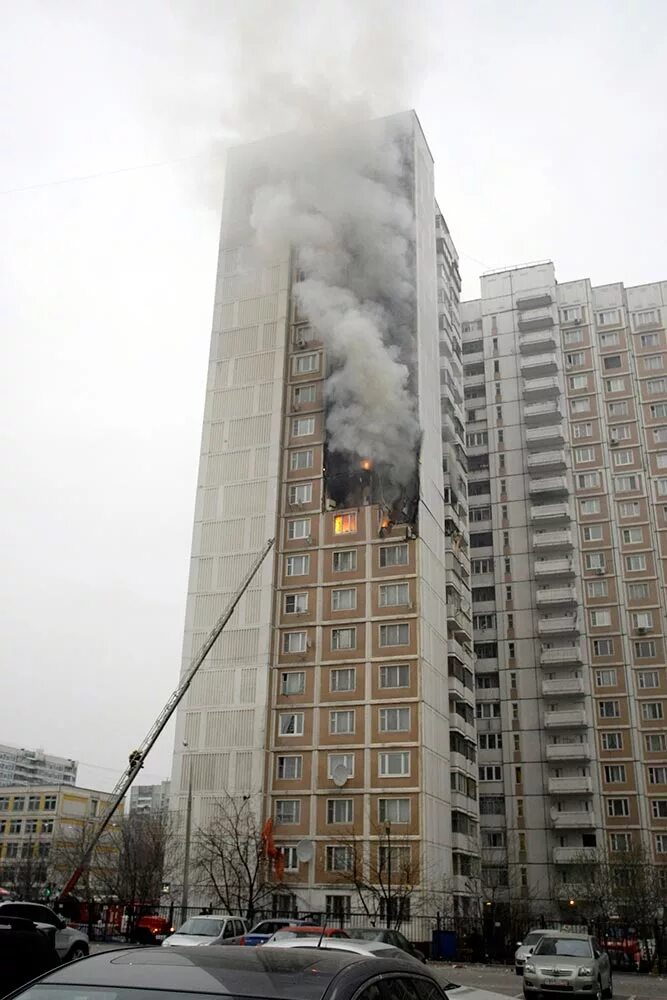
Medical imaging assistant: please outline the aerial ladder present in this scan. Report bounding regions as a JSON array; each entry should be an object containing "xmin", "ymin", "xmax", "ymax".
[{"xmin": 59, "ymin": 537, "xmax": 275, "ymax": 899}]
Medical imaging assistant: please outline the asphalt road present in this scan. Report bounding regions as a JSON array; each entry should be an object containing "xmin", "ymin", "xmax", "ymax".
[{"xmin": 430, "ymin": 962, "xmax": 667, "ymax": 1000}]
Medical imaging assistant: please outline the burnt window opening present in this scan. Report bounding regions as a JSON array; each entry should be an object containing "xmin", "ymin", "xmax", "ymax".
[{"xmin": 323, "ymin": 447, "xmax": 419, "ymax": 531}]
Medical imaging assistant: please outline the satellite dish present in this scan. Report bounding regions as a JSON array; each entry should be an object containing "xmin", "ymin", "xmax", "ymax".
[
  {"xmin": 296, "ymin": 839, "xmax": 314, "ymax": 862},
  {"xmin": 332, "ymin": 764, "xmax": 350, "ymax": 788}
]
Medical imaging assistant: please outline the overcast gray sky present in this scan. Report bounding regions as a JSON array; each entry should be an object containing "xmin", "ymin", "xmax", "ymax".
[{"xmin": 2, "ymin": 0, "xmax": 665, "ymax": 792}]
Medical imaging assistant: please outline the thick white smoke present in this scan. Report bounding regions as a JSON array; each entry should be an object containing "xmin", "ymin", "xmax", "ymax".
[{"xmin": 249, "ymin": 120, "xmax": 421, "ymax": 495}]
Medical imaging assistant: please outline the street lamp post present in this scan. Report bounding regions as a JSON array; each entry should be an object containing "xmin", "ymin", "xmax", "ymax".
[
  {"xmin": 385, "ymin": 822, "xmax": 392, "ymax": 930},
  {"xmin": 180, "ymin": 749, "xmax": 193, "ymax": 924}
]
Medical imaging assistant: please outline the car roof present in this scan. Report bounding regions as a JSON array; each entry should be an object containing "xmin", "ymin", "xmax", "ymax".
[
  {"xmin": 267, "ymin": 940, "xmax": 396, "ymax": 954},
  {"xmin": 37, "ymin": 945, "xmax": 433, "ymax": 999},
  {"xmin": 538, "ymin": 931, "xmax": 590, "ymax": 939},
  {"xmin": 182, "ymin": 913, "xmax": 232, "ymax": 921}
]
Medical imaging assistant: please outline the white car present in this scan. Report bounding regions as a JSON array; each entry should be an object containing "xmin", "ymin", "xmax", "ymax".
[
  {"xmin": 0, "ymin": 901, "xmax": 88, "ymax": 962},
  {"xmin": 515, "ymin": 929, "xmax": 553, "ymax": 974},
  {"xmin": 162, "ymin": 913, "xmax": 248, "ymax": 947},
  {"xmin": 264, "ymin": 938, "xmax": 509, "ymax": 999}
]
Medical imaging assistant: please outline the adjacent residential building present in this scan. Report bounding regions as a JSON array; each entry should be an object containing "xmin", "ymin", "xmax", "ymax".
[
  {"xmin": 0, "ymin": 784, "xmax": 116, "ymax": 896},
  {"xmin": 461, "ymin": 264, "xmax": 667, "ymax": 915},
  {"xmin": 169, "ymin": 111, "xmax": 478, "ymax": 916},
  {"xmin": 129, "ymin": 780, "xmax": 171, "ymax": 815},
  {"xmin": 0, "ymin": 744, "xmax": 77, "ymax": 788}
]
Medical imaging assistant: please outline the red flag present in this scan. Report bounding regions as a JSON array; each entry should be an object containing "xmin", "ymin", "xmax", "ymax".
[{"xmin": 261, "ymin": 817, "xmax": 278, "ymax": 859}]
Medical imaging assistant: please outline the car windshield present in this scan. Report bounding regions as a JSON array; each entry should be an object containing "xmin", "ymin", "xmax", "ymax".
[
  {"xmin": 535, "ymin": 937, "xmax": 592, "ymax": 958},
  {"xmin": 175, "ymin": 918, "xmax": 224, "ymax": 936},
  {"xmin": 524, "ymin": 932, "xmax": 546, "ymax": 945},
  {"xmin": 349, "ymin": 929, "xmax": 382, "ymax": 941}
]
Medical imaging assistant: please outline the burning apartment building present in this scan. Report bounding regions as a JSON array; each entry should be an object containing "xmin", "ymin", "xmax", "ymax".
[{"xmin": 169, "ymin": 111, "xmax": 478, "ymax": 917}]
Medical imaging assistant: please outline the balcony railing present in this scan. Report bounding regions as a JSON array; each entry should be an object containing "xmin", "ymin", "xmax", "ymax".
[
  {"xmin": 519, "ymin": 329, "xmax": 558, "ymax": 354},
  {"xmin": 524, "ymin": 400, "xmax": 562, "ymax": 424},
  {"xmin": 544, "ymin": 709, "xmax": 588, "ymax": 728},
  {"xmin": 551, "ymin": 810, "xmax": 596, "ymax": 830},
  {"xmin": 520, "ymin": 353, "xmax": 558, "ymax": 378},
  {"xmin": 540, "ymin": 645, "xmax": 582, "ymax": 666},
  {"xmin": 539, "ymin": 616, "xmax": 580, "ymax": 636},
  {"xmin": 522, "ymin": 376, "xmax": 561, "ymax": 399},
  {"xmin": 530, "ymin": 502, "xmax": 571, "ymax": 522},
  {"xmin": 542, "ymin": 678, "xmax": 585, "ymax": 698},
  {"xmin": 536, "ymin": 586, "xmax": 577, "ymax": 607},
  {"xmin": 518, "ymin": 313, "xmax": 556, "ymax": 333},
  {"xmin": 548, "ymin": 777, "xmax": 593, "ymax": 796},
  {"xmin": 553, "ymin": 846, "xmax": 598, "ymax": 864},
  {"xmin": 516, "ymin": 294, "xmax": 553, "ymax": 312},
  {"xmin": 526, "ymin": 424, "xmax": 565, "ymax": 449},
  {"xmin": 527, "ymin": 450, "xmax": 567, "ymax": 473},
  {"xmin": 534, "ymin": 558, "xmax": 575, "ymax": 578},
  {"xmin": 533, "ymin": 529, "xmax": 573, "ymax": 550},
  {"xmin": 529, "ymin": 476, "xmax": 569, "ymax": 496},
  {"xmin": 546, "ymin": 741, "xmax": 591, "ymax": 762}
]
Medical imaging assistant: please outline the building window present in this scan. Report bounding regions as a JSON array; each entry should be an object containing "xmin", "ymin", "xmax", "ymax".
[
  {"xmin": 583, "ymin": 525, "xmax": 603, "ymax": 542},
  {"xmin": 476, "ymin": 702, "xmax": 501, "ymax": 719},
  {"xmin": 327, "ymin": 753, "xmax": 354, "ymax": 779},
  {"xmin": 27, "ymin": 796, "xmax": 40, "ymax": 812},
  {"xmin": 587, "ymin": 580, "xmax": 608, "ymax": 598},
  {"xmin": 569, "ymin": 375, "xmax": 588, "ymax": 390},
  {"xmin": 325, "ymin": 895, "xmax": 352, "ymax": 920},
  {"xmin": 293, "ymin": 384, "xmax": 316, "ymax": 405},
  {"xmin": 287, "ymin": 518, "xmax": 311, "ymax": 540},
  {"xmin": 290, "ymin": 449, "xmax": 313, "ymax": 471},
  {"xmin": 379, "ymin": 543, "xmax": 409, "ymax": 568},
  {"xmin": 326, "ymin": 845, "xmax": 353, "ymax": 871},
  {"xmin": 628, "ymin": 582, "xmax": 650, "ymax": 600},
  {"xmin": 626, "ymin": 554, "xmax": 647, "ymax": 572},
  {"xmin": 577, "ymin": 472, "xmax": 600, "ymax": 489},
  {"xmin": 585, "ymin": 553, "xmax": 605, "ymax": 571},
  {"xmin": 334, "ymin": 512, "xmax": 357, "ymax": 535},
  {"xmin": 610, "ymin": 424, "xmax": 631, "ymax": 443},
  {"xmin": 590, "ymin": 610, "xmax": 611, "ymax": 627},
  {"xmin": 379, "ymin": 707, "xmax": 410, "ymax": 732},
  {"xmin": 379, "ymin": 582, "xmax": 410, "ymax": 607},
  {"xmin": 277, "ymin": 755, "xmax": 303, "ymax": 780},
  {"xmin": 280, "ymin": 846, "xmax": 299, "ymax": 871},
  {"xmin": 379, "ymin": 623, "xmax": 409, "ymax": 647},
  {"xmin": 593, "ymin": 639, "xmax": 614, "ymax": 656},
  {"xmin": 573, "ymin": 422, "xmax": 593, "ymax": 439},
  {"xmin": 43, "ymin": 796, "xmax": 56, "ymax": 812},
  {"xmin": 283, "ymin": 631, "xmax": 307, "ymax": 654},
  {"xmin": 635, "ymin": 310, "xmax": 659, "ymax": 328},
  {"xmin": 292, "ymin": 417, "xmax": 315, "ymax": 437},
  {"xmin": 478, "ymin": 733, "xmax": 503, "ymax": 750},
  {"xmin": 566, "ymin": 352, "xmax": 585, "ymax": 367},
  {"xmin": 580, "ymin": 498, "xmax": 601, "ymax": 514},
  {"xmin": 622, "ymin": 528, "xmax": 643, "ymax": 545},
  {"xmin": 275, "ymin": 799, "xmax": 301, "ymax": 824},
  {"xmin": 610, "ymin": 833, "xmax": 632, "ymax": 853},
  {"xmin": 288, "ymin": 483, "xmax": 312, "ymax": 505},
  {"xmin": 9, "ymin": 819, "xmax": 22, "ymax": 834},
  {"xmin": 641, "ymin": 702, "xmax": 664, "ymax": 721},
  {"xmin": 333, "ymin": 549, "xmax": 357, "ymax": 572},
  {"xmin": 329, "ymin": 709, "xmax": 355, "ymax": 734},
  {"xmin": 280, "ymin": 671, "xmax": 305, "ymax": 696},
  {"xmin": 331, "ymin": 587, "xmax": 356, "ymax": 612},
  {"xmin": 293, "ymin": 353, "xmax": 319, "ymax": 375},
  {"xmin": 649, "ymin": 766, "xmax": 667, "ymax": 784},
  {"xmin": 331, "ymin": 627, "xmax": 356, "ymax": 651},
  {"xmin": 278, "ymin": 712, "xmax": 304, "ymax": 736},
  {"xmin": 599, "ymin": 700, "xmax": 621, "ymax": 719},
  {"xmin": 604, "ymin": 765, "xmax": 626, "ymax": 783},
  {"xmin": 378, "ymin": 798, "xmax": 410, "ymax": 824},
  {"xmin": 379, "ymin": 664, "xmax": 410, "ymax": 689},
  {"xmin": 268, "ymin": 554, "xmax": 301, "ymax": 603},
  {"xmin": 604, "ymin": 355, "xmax": 623, "ymax": 370},
  {"xmin": 479, "ymin": 765, "xmax": 502, "ymax": 781},
  {"xmin": 602, "ymin": 732, "xmax": 623, "ymax": 751},
  {"xmin": 656, "ymin": 835, "xmax": 667, "ymax": 854},
  {"xmin": 595, "ymin": 669, "xmax": 617, "ymax": 687},
  {"xmin": 650, "ymin": 402, "xmax": 667, "ymax": 418},
  {"xmin": 614, "ymin": 475, "xmax": 640, "ymax": 493},
  {"xmin": 327, "ymin": 798, "xmax": 353, "ymax": 824},
  {"xmin": 284, "ymin": 593, "xmax": 308, "ymax": 615},
  {"xmin": 645, "ymin": 354, "xmax": 665, "ymax": 371},
  {"xmin": 330, "ymin": 667, "xmax": 355, "ymax": 692},
  {"xmin": 648, "ymin": 377, "xmax": 667, "ymax": 394},
  {"xmin": 575, "ymin": 447, "xmax": 595, "ymax": 463},
  {"xmin": 638, "ymin": 670, "xmax": 659, "ymax": 689},
  {"xmin": 598, "ymin": 310, "xmax": 620, "ymax": 326},
  {"xmin": 608, "ymin": 400, "xmax": 629, "ymax": 416},
  {"xmin": 570, "ymin": 398, "xmax": 591, "ymax": 414},
  {"xmin": 618, "ymin": 501, "xmax": 640, "ymax": 518},
  {"xmin": 613, "ymin": 449, "xmax": 634, "ymax": 467},
  {"xmin": 651, "ymin": 800, "xmax": 667, "ymax": 818},
  {"xmin": 655, "ymin": 428, "xmax": 667, "ymax": 443},
  {"xmin": 379, "ymin": 751, "xmax": 410, "ymax": 777},
  {"xmin": 633, "ymin": 612, "xmax": 654, "ymax": 630}
]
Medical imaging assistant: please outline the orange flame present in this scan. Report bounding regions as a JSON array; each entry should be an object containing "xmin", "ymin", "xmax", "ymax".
[{"xmin": 360, "ymin": 459, "xmax": 372, "ymax": 471}]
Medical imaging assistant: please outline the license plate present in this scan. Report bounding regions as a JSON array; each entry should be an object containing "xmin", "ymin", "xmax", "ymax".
[
  {"xmin": 544, "ymin": 978, "xmax": 569, "ymax": 987},
  {"xmin": 155, "ymin": 934, "xmax": 165, "ymax": 941}
]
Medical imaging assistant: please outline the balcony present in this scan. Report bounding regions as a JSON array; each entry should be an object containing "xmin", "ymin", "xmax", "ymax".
[
  {"xmin": 532, "ymin": 529, "xmax": 573, "ymax": 551},
  {"xmin": 527, "ymin": 450, "xmax": 567, "ymax": 474},
  {"xmin": 534, "ymin": 558, "xmax": 575, "ymax": 579},
  {"xmin": 519, "ymin": 329, "xmax": 558, "ymax": 354},
  {"xmin": 526, "ymin": 424, "xmax": 565, "ymax": 449},
  {"xmin": 546, "ymin": 741, "xmax": 591, "ymax": 762},
  {"xmin": 536, "ymin": 587, "xmax": 577, "ymax": 608},
  {"xmin": 518, "ymin": 312, "xmax": 556, "ymax": 333},
  {"xmin": 448, "ymin": 637, "xmax": 470, "ymax": 664},
  {"xmin": 553, "ymin": 846, "xmax": 598, "ymax": 864},
  {"xmin": 520, "ymin": 353, "xmax": 558, "ymax": 378},
  {"xmin": 539, "ymin": 616, "xmax": 579, "ymax": 637},
  {"xmin": 548, "ymin": 777, "xmax": 593, "ymax": 796},
  {"xmin": 551, "ymin": 810, "xmax": 596, "ymax": 830},
  {"xmin": 529, "ymin": 475, "xmax": 569, "ymax": 497},
  {"xmin": 448, "ymin": 603, "xmax": 472, "ymax": 642},
  {"xmin": 541, "ymin": 645, "xmax": 582, "ymax": 666},
  {"xmin": 522, "ymin": 376, "xmax": 561, "ymax": 400},
  {"xmin": 530, "ymin": 502, "xmax": 571, "ymax": 523},
  {"xmin": 544, "ymin": 709, "xmax": 588, "ymax": 729},
  {"xmin": 516, "ymin": 294, "xmax": 553, "ymax": 312},
  {"xmin": 542, "ymin": 678, "xmax": 585, "ymax": 698},
  {"xmin": 524, "ymin": 400, "xmax": 562, "ymax": 425}
]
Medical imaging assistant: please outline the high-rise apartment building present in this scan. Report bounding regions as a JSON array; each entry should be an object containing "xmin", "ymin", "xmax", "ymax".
[
  {"xmin": 129, "ymin": 780, "xmax": 171, "ymax": 815},
  {"xmin": 461, "ymin": 264, "xmax": 667, "ymax": 916},
  {"xmin": 0, "ymin": 744, "xmax": 77, "ymax": 788},
  {"xmin": 169, "ymin": 111, "xmax": 478, "ymax": 916}
]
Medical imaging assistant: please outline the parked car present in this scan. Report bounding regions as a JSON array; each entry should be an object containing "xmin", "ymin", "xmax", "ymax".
[
  {"xmin": 523, "ymin": 932, "xmax": 613, "ymax": 999},
  {"xmin": 162, "ymin": 913, "xmax": 248, "ymax": 947},
  {"xmin": 347, "ymin": 926, "xmax": 426, "ymax": 963},
  {"xmin": 1, "ymin": 941, "xmax": 508, "ymax": 1000},
  {"xmin": 269, "ymin": 926, "xmax": 350, "ymax": 942},
  {"xmin": 514, "ymin": 929, "xmax": 554, "ymax": 974},
  {"xmin": 265, "ymin": 938, "xmax": 420, "ymax": 964},
  {"xmin": 237, "ymin": 918, "xmax": 295, "ymax": 946},
  {"xmin": 0, "ymin": 901, "xmax": 88, "ymax": 963},
  {"xmin": 0, "ymin": 914, "xmax": 60, "ymax": 996}
]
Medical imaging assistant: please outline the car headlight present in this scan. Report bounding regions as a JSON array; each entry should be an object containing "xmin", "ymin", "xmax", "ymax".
[
  {"xmin": 524, "ymin": 963, "xmax": 536, "ymax": 974},
  {"xmin": 577, "ymin": 967, "xmax": 594, "ymax": 977}
]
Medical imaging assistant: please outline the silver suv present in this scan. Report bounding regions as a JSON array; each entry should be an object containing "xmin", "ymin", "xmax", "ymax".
[
  {"xmin": 0, "ymin": 901, "xmax": 89, "ymax": 962},
  {"xmin": 523, "ymin": 932, "xmax": 612, "ymax": 1000}
]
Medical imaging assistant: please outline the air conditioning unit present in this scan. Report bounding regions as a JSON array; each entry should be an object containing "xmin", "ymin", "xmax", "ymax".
[
  {"xmin": 306, "ymin": 535, "xmax": 315, "ymax": 545},
  {"xmin": 290, "ymin": 500, "xmax": 304, "ymax": 509},
  {"xmin": 637, "ymin": 626, "xmax": 647, "ymax": 635},
  {"xmin": 296, "ymin": 339, "xmax": 307, "ymax": 350},
  {"xmin": 595, "ymin": 568, "xmax": 604, "ymax": 576},
  {"xmin": 574, "ymin": 318, "xmax": 581, "ymax": 325},
  {"xmin": 292, "ymin": 403, "xmax": 301, "ymax": 411}
]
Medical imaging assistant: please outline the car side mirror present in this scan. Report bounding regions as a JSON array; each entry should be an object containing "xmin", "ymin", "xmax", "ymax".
[
  {"xmin": 516, "ymin": 941, "xmax": 522, "ymax": 947},
  {"xmin": 527, "ymin": 946, "xmax": 534, "ymax": 954}
]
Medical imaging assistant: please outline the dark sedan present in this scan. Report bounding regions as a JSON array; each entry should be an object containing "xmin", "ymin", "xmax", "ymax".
[{"xmin": 4, "ymin": 942, "xmax": 454, "ymax": 1000}]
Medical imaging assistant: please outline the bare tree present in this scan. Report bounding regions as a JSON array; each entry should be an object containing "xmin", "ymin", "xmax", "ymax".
[
  {"xmin": 102, "ymin": 810, "xmax": 179, "ymax": 903},
  {"xmin": 194, "ymin": 794, "xmax": 276, "ymax": 922}
]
